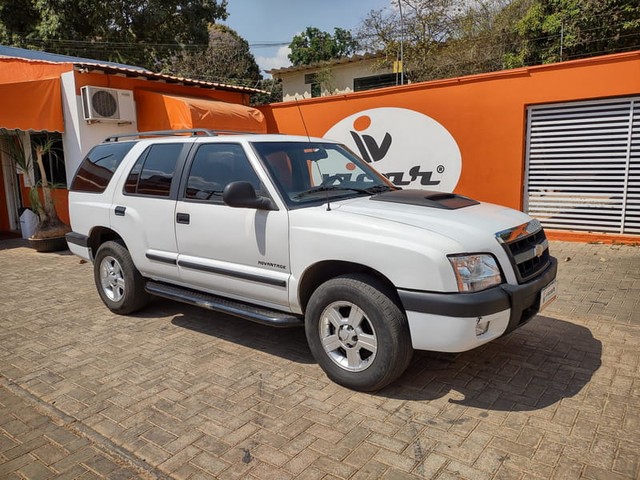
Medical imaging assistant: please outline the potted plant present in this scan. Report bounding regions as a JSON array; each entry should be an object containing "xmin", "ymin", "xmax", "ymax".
[{"xmin": 1, "ymin": 129, "xmax": 70, "ymax": 251}]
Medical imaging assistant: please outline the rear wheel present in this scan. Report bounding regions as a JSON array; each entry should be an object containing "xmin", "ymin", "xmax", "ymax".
[
  {"xmin": 94, "ymin": 241, "xmax": 150, "ymax": 314},
  {"xmin": 305, "ymin": 274, "xmax": 413, "ymax": 391}
]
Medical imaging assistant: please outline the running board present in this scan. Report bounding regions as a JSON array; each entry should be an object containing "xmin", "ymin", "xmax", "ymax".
[{"xmin": 145, "ymin": 281, "xmax": 304, "ymax": 328}]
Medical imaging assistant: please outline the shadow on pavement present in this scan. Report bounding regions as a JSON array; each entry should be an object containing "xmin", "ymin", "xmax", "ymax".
[
  {"xmin": 159, "ymin": 300, "xmax": 600, "ymax": 410},
  {"xmin": 381, "ymin": 315, "xmax": 602, "ymax": 410},
  {"xmin": 0, "ymin": 238, "xmax": 72, "ymax": 256},
  {"xmin": 0, "ymin": 238, "xmax": 29, "ymax": 250},
  {"xmin": 160, "ymin": 300, "xmax": 315, "ymax": 365}
]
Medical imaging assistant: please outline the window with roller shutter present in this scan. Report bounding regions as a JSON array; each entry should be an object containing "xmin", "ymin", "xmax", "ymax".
[{"xmin": 524, "ymin": 97, "xmax": 640, "ymax": 235}]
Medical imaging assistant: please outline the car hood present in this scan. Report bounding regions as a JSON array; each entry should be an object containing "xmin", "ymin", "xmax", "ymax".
[{"xmin": 333, "ymin": 190, "xmax": 532, "ymax": 245}]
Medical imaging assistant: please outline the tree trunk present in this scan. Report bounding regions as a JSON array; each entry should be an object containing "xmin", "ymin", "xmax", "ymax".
[{"xmin": 33, "ymin": 147, "xmax": 68, "ymax": 239}]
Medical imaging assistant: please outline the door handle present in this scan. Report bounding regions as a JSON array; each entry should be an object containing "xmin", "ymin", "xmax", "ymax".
[
  {"xmin": 176, "ymin": 213, "xmax": 190, "ymax": 224},
  {"xmin": 115, "ymin": 206, "xmax": 126, "ymax": 216}
]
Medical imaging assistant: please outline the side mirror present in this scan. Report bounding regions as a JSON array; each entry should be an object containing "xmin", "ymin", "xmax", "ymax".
[{"xmin": 223, "ymin": 181, "xmax": 277, "ymax": 210}]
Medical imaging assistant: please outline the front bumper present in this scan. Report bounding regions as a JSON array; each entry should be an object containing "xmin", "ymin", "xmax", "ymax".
[{"xmin": 398, "ymin": 256, "xmax": 557, "ymax": 352}]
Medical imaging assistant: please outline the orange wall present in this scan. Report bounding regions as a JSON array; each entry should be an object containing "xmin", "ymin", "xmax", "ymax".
[{"xmin": 260, "ymin": 52, "xmax": 640, "ymax": 213}]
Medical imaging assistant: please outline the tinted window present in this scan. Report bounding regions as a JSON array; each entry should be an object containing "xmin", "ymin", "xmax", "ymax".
[
  {"xmin": 124, "ymin": 144, "xmax": 182, "ymax": 197},
  {"xmin": 123, "ymin": 155, "xmax": 144, "ymax": 194},
  {"xmin": 70, "ymin": 142, "xmax": 135, "ymax": 193},
  {"xmin": 185, "ymin": 144, "xmax": 262, "ymax": 201}
]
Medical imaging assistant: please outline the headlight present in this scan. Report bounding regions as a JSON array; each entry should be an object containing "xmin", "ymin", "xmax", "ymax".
[{"xmin": 448, "ymin": 254, "xmax": 502, "ymax": 292}]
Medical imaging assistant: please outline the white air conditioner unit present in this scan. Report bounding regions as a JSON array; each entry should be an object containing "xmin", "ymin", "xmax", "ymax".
[{"xmin": 81, "ymin": 86, "xmax": 135, "ymax": 123}]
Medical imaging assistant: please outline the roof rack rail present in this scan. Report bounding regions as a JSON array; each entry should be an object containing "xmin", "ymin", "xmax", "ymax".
[
  {"xmin": 103, "ymin": 129, "xmax": 216, "ymax": 142},
  {"xmin": 103, "ymin": 129, "xmax": 261, "ymax": 142}
]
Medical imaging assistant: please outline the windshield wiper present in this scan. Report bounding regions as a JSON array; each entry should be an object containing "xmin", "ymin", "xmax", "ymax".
[
  {"xmin": 293, "ymin": 185, "xmax": 351, "ymax": 199},
  {"xmin": 293, "ymin": 184, "xmax": 395, "ymax": 199}
]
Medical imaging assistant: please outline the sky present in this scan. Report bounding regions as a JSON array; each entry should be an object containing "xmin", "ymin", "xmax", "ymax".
[{"xmin": 223, "ymin": 0, "xmax": 393, "ymax": 75}]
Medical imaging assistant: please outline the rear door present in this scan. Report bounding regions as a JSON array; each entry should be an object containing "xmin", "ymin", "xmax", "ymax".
[
  {"xmin": 110, "ymin": 141, "xmax": 192, "ymax": 282},
  {"xmin": 174, "ymin": 142, "xmax": 290, "ymax": 309}
]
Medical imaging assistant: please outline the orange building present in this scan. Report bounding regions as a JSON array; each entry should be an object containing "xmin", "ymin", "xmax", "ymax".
[
  {"xmin": 0, "ymin": 46, "xmax": 265, "ymax": 236},
  {"xmin": 260, "ymin": 51, "xmax": 640, "ymax": 243},
  {"xmin": 2, "ymin": 47, "xmax": 639, "ymax": 243}
]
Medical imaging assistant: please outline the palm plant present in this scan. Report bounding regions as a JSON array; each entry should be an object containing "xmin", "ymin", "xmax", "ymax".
[{"xmin": 0, "ymin": 129, "xmax": 70, "ymax": 240}]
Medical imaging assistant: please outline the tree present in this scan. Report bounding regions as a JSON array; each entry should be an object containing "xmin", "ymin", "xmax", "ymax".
[
  {"xmin": 358, "ymin": 0, "xmax": 640, "ymax": 82},
  {"xmin": 504, "ymin": 0, "xmax": 640, "ymax": 67},
  {"xmin": 1, "ymin": 130, "xmax": 69, "ymax": 241},
  {"xmin": 288, "ymin": 27, "xmax": 359, "ymax": 66},
  {"xmin": 0, "ymin": 0, "xmax": 229, "ymax": 70},
  {"xmin": 169, "ymin": 24, "xmax": 261, "ymax": 86},
  {"xmin": 358, "ymin": 0, "xmax": 472, "ymax": 82},
  {"xmin": 409, "ymin": 0, "xmax": 512, "ymax": 80},
  {"xmin": 251, "ymin": 78, "xmax": 284, "ymax": 106}
]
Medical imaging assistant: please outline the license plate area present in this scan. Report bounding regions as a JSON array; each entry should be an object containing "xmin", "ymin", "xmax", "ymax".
[{"xmin": 540, "ymin": 279, "xmax": 557, "ymax": 311}]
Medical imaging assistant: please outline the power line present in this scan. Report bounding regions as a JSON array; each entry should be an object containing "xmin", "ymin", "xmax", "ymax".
[{"xmin": 13, "ymin": 37, "xmax": 290, "ymax": 49}]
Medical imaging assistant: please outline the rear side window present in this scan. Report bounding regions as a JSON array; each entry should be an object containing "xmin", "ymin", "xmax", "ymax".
[
  {"xmin": 124, "ymin": 143, "xmax": 183, "ymax": 197},
  {"xmin": 70, "ymin": 142, "xmax": 135, "ymax": 193}
]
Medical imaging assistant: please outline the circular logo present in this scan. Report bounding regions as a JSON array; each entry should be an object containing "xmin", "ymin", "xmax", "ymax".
[{"xmin": 324, "ymin": 107, "xmax": 461, "ymax": 191}]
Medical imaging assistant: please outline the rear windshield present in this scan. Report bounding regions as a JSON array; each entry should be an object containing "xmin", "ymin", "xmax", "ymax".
[{"xmin": 70, "ymin": 142, "xmax": 136, "ymax": 193}]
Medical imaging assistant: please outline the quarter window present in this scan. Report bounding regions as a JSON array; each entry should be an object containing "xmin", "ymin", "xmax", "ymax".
[
  {"xmin": 71, "ymin": 142, "xmax": 135, "ymax": 193},
  {"xmin": 124, "ymin": 144, "xmax": 182, "ymax": 197}
]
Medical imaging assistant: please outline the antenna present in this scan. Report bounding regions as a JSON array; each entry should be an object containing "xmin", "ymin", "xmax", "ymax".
[
  {"xmin": 295, "ymin": 96, "xmax": 331, "ymax": 210},
  {"xmin": 312, "ymin": 161, "xmax": 332, "ymax": 212},
  {"xmin": 294, "ymin": 96, "xmax": 311, "ymax": 141}
]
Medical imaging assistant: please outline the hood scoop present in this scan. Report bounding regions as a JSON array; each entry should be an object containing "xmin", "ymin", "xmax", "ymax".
[{"xmin": 370, "ymin": 189, "xmax": 480, "ymax": 210}]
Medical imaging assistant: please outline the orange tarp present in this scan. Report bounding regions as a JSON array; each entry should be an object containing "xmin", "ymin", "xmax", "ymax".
[
  {"xmin": 0, "ymin": 78, "xmax": 64, "ymax": 132},
  {"xmin": 136, "ymin": 90, "xmax": 266, "ymax": 133},
  {"xmin": 0, "ymin": 59, "xmax": 71, "ymax": 132}
]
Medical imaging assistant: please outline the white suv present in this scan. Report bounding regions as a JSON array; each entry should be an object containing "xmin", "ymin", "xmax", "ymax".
[{"xmin": 66, "ymin": 130, "xmax": 557, "ymax": 391}]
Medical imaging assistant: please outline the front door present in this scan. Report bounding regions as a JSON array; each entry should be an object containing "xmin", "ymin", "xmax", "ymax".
[{"xmin": 175, "ymin": 143, "xmax": 290, "ymax": 310}]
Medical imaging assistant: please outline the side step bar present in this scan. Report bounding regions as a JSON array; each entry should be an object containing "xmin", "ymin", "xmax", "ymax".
[{"xmin": 145, "ymin": 281, "xmax": 304, "ymax": 328}]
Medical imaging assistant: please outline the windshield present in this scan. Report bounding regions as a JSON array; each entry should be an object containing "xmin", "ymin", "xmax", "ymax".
[{"xmin": 251, "ymin": 141, "xmax": 397, "ymax": 207}]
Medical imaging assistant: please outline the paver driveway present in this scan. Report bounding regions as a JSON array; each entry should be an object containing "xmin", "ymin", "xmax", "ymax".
[{"xmin": 0, "ymin": 239, "xmax": 639, "ymax": 479}]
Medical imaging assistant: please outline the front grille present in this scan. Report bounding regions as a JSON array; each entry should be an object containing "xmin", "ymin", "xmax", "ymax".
[{"xmin": 497, "ymin": 222, "xmax": 551, "ymax": 284}]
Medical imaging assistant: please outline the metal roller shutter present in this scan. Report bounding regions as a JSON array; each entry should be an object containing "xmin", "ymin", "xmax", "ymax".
[{"xmin": 525, "ymin": 96, "xmax": 640, "ymax": 235}]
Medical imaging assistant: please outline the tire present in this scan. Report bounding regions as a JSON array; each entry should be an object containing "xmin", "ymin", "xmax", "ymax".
[
  {"xmin": 93, "ymin": 241, "xmax": 150, "ymax": 315},
  {"xmin": 305, "ymin": 274, "xmax": 413, "ymax": 391}
]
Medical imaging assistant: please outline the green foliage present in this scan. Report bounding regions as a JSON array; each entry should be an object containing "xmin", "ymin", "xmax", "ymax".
[
  {"xmin": 359, "ymin": 0, "xmax": 502, "ymax": 82},
  {"xmin": 251, "ymin": 78, "xmax": 284, "ymax": 106},
  {"xmin": 168, "ymin": 24, "xmax": 261, "ymax": 86},
  {"xmin": 505, "ymin": 0, "xmax": 640, "ymax": 67},
  {"xmin": 358, "ymin": 0, "xmax": 640, "ymax": 83},
  {"xmin": 0, "ymin": 0, "xmax": 229, "ymax": 70},
  {"xmin": 288, "ymin": 27, "xmax": 359, "ymax": 66}
]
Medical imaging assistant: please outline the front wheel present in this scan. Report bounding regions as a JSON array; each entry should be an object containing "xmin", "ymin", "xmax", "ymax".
[
  {"xmin": 305, "ymin": 274, "xmax": 413, "ymax": 391},
  {"xmin": 93, "ymin": 241, "xmax": 150, "ymax": 315}
]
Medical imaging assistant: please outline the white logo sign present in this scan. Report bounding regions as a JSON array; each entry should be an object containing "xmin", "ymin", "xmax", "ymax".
[{"xmin": 324, "ymin": 107, "xmax": 462, "ymax": 191}]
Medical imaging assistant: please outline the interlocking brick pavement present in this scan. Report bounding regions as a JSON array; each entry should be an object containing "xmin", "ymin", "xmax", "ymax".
[
  {"xmin": 0, "ymin": 379, "xmax": 146, "ymax": 479},
  {"xmin": 0, "ymin": 238, "xmax": 638, "ymax": 479}
]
